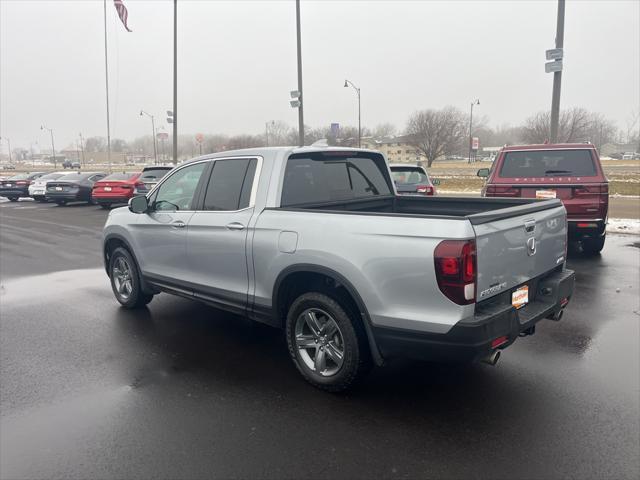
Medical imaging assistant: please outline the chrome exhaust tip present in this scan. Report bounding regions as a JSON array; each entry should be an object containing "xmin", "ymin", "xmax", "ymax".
[{"xmin": 481, "ymin": 350, "xmax": 501, "ymax": 366}]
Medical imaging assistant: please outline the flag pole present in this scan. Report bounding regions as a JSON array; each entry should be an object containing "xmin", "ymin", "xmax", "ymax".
[
  {"xmin": 103, "ymin": 0, "xmax": 112, "ymax": 173},
  {"xmin": 172, "ymin": 0, "xmax": 178, "ymax": 165}
]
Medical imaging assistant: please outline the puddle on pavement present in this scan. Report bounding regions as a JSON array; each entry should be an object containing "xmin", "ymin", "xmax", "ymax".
[{"xmin": 0, "ymin": 268, "xmax": 108, "ymax": 304}]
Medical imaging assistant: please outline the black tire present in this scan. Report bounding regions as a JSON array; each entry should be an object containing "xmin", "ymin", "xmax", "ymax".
[
  {"xmin": 55, "ymin": 200, "xmax": 66, "ymax": 206},
  {"xmin": 108, "ymin": 246, "xmax": 153, "ymax": 308},
  {"xmin": 582, "ymin": 234, "xmax": 605, "ymax": 255},
  {"xmin": 286, "ymin": 291, "xmax": 371, "ymax": 392},
  {"xmin": 100, "ymin": 204, "xmax": 111, "ymax": 210},
  {"xmin": 8, "ymin": 197, "xmax": 18, "ymax": 202},
  {"xmin": 34, "ymin": 197, "xmax": 46, "ymax": 203}
]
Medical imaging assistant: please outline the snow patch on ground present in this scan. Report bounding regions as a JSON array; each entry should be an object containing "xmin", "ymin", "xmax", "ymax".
[{"xmin": 607, "ymin": 218, "xmax": 640, "ymax": 235}]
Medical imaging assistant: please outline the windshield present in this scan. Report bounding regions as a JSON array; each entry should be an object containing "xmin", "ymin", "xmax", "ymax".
[
  {"xmin": 499, "ymin": 149, "xmax": 597, "ymax": 177},
  {"xmin": 102, "ymin": 172, "xmax": 139, "ymax": 181},
  {"xmin": 391, "ymin": 167, "xmax": 429, "ymax": 185},
  {"xmin": 38, "ymin": 172, "xmax": 66, "ymax": 181},
  {"xmin": 57, "ymin": 173, "xmax": 89, "ymax": 182},
  {"xmin": 8, "ymin": 173, "xmax": 29, "ymax": 180},
  {"xmin": 141, "ymin": 168, "xmax": 171, "ymax": 181},
  {"xmin": 281, "ymin": 152, "xmax": 392, "ymax": 206}
]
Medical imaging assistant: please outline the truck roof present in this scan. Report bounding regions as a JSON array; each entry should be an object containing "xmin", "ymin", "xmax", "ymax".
[
  {"xmin": 501, "ymin": 143, "xmax": 596, "ymax": 152},
  {"xmin": 179, "ymin": 146, "xmax": 385, "ymax": 165}
]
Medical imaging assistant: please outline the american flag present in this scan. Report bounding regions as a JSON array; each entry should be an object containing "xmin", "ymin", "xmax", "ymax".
[{"xmin": 113, "ymin": 0, "xmax": 132, "ymax": 32}]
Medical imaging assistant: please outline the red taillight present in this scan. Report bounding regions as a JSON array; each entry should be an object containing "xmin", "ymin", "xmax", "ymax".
[
  {"xmin": 577, "ymin": 222, "xmax": 597, "ymax": 228},
  {"xmin": 485, "ymin": 185, "xmax": 520, "ymax": 197},
  {"xmin": 491, "ymin": 336, "xmax": 509, "ymax": 349},
  {"xmin": 574, "ymin": 184, "xmax": 608, "ymax": 197},
  {"xmin": 16, "ymin": 180, "xmax": 28, "ymax": 186},
  {"xmin": 434, "ymin": 239, "xmax": 477, "ymax": 305},
  {"xmin": 120, "ymin": 184, "xmax": 133, "ymax": 189},
  {"xmin": 416, "ymin": 185, "xmax": 434, "ymax": 195}
]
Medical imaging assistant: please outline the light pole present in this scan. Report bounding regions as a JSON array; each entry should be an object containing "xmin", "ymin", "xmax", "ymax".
[
  {"xmin": 0, "ymin": 137, "xmax": 11, "ymax": 164},
  {"xmin": 295, "ymin": 0, "xmax": 304, "ymax": 146},
  {"xmin": 78, "ymin": 133, "xmax": 86, "ymax": 166},
  {"xmin": 468, "ymin": 99, "xmax": 480, "ymax": 163},
  {"xmin": 140, "ymin": 110, "xmax": 158, "ymax": 165},
  {"xmin": 549, "ymin": 0, "xmax": 565, "ymax": 143},
  {"xmin": 344, "ymin": 79, "xmax": 361, "ymax": 147},
  {"xmin": 40, "ymin": 125, "xmax": 56, "ymax": 168}
]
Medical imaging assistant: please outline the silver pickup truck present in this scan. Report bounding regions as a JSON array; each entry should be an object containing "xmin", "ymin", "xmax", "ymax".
[{"xmin": 103, "ymin": 147, "xmax": 575, "ymax": 391}]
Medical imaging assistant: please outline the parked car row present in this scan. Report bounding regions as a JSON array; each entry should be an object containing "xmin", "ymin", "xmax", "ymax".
[{"xmin": 0, "ymin": 165, "xmax": 173, "ymax": 207}]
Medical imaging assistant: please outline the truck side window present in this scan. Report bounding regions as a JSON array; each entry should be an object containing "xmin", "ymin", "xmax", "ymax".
[
  {"xmin": 281, "ymin": 153, "xmax": 391, "ymax": 206},
  {"xmin": 153, "ymin": 162, "xmax": 206, "ymax": 211},
  {"xmin": 202, "ymin": 158, "xmax": 257, "ymax": 211}
]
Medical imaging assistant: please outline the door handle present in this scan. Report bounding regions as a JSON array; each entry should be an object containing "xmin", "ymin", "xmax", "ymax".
[
  {"xmin": 226, "ymin": 222, "xmax": 245, "ymax": 231},
  {"xmin": 172, "ymin": 220, "xmax": 186, "ymax": 229}
]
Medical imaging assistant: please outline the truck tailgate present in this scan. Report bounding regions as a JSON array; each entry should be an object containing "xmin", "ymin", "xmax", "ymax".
[{"xmin": 471, "ymin": 201, "xmax": 567, "ymax": 301}]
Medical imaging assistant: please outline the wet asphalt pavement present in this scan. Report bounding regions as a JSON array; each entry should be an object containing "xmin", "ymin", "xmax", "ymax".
[{"xmin": 1, "ymin": 200, "xmax": 639, "ymax": 479}]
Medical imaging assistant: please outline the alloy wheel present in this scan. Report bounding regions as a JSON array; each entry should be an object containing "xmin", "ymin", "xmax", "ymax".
[{"xmin": 294, "ymin": 308, "xmax": 345, "ymax": 377}]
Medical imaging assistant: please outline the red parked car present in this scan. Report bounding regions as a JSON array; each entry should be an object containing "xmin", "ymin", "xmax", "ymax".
[
  {"xmin": 478, "ymin": 143, "xmax": 608, "ymax": 254},
  {"xmin": 92, "ymin": 172, "xmax": 144, "ymax": 209}
]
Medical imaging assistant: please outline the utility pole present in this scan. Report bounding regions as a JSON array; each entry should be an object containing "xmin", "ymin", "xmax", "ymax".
[
  {"xmin": 79, "ymin": 133, "xmax": 86, "ymax": 166},
  {"xmin": 295, "ymin": 0, "xmax": 304, "ymax": 146},
  {"xmin": 41, "ymin": 125, "xmax": 56, "ymax": 168},
  {"xmin": 103, "ymin": 0, "xmax": 112, "ymax": 173},
  {"xmin": 0, "ymin": 137, "xmax": 11, "ymax": 164},
  {"xmin": 549, "ymin": 0, "xmax": 565, "ymax": 143},
  {"xmin": 172, "ymin": 0, "xmax": 178, "ymax": 164},
  {"xmin": 140, "ymin": 110, "xmax": 158, "ymax": 165},
  {"xmin": 344, "ymin": 80, "xmax": 361, "ymax": 147},
  {"xmin": 468, "ymin": 99, "xmax": 479, "ymax": 163}
]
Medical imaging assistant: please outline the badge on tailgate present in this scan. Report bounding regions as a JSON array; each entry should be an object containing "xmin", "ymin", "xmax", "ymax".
[{"xmin": 512, "ymin": 285, "xmax": 529, "ymax": 309}]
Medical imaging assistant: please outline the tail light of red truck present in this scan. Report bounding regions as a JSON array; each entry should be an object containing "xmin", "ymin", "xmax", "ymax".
[{"xmin": 434, "ymin": 239, "xmax": 476, "ymax": 305}]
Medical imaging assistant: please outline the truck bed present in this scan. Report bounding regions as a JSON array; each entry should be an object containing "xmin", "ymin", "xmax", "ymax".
[{"xmin": 278, "ymin": 195, "xmax": 563, "ymax": 225}]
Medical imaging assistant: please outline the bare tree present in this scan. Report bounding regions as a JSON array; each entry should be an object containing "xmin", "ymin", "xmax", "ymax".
[
  {"xmin": 372, "ymin": 123, "xmax": 396, "ymax": 138},
  {"xmin": 584, "ymin": 113, "xmax": 617, "ymax": 150},
  {"xmin": 521, "ymin": 107, "xmax": 595, "ymax": 144},
  {"xmin": 266, "ymin": 120, "xmax": 292, "ymax": 146},
  {"xmin": 405, "ymin": 106, "xmax": 467, "ymax": 166}
]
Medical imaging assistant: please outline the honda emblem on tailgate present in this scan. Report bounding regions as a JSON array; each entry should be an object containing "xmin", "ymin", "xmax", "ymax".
[{"xmin": 527, "ymin": 237, "xmax": 536, "ymax": 256}]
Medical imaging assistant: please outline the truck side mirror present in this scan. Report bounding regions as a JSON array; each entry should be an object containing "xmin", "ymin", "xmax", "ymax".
[
  {"xmin": 129, "ymin": 195, "xmax": 149, "ymax": 214},
  {"xmin": 432, "ymin": 178, "xmax": 441, "ymax": 186},
  {"xmin": 477, "ymin": 168, "xmax": 490, "ymax": 178}
]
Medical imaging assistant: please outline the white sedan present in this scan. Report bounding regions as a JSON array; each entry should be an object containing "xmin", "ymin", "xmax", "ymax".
[{"xmin": 28, "ymin": 171, "xmax": 68, "ymax": 202}]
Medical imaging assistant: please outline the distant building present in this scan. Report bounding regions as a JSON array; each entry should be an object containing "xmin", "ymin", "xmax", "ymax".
[{"xmin": 360, "ymin": 135, "xmax": 426, "ymax": 164}]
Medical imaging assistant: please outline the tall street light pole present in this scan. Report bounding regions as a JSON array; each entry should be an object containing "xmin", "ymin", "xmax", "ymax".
[
  {"xmin": 140, "ymin": 110, "xmax": 158, "ymax": 165},
  {"xmin": 468, "ymin": 99, "xmax": 480, "ymax": 164},
  {"xmin": 172, "ymin": 0, "xmax": 178, "ymax": 164},
  {"xmin": 549, "ymin": 0, "xmax": 565, "ymax": 143},
  {"xmin": 41, "ymin": 125, "xmax": 56, "ymax": 168},
  {"xmin": 343, "ymin": 79, "xmax": 361, "ymax": 147},
  {"xmin": 295, "ymin": 0, "xmax": 304, "ymax": 146}
]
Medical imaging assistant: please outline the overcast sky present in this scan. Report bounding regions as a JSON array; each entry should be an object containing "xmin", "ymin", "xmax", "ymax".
[{"xmin": 1, "ymin": 0, "xmax": 639, "ymax": 151}]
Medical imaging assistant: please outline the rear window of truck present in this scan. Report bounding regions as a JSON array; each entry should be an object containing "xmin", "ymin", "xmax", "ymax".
[
  {"xmin": 391, "ymin": 167, "xmax": 429, "ymax": 185},
  {"xmin": 281, "ymin": 152, "xmax": 392, "ymax": 206},
  {"xmin": 499, "ymin": 149, "xmax": 597, "ymax": 178}
]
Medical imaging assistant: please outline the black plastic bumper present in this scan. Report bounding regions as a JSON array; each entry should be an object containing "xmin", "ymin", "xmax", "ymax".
[
  {"xmin": 0, "ymin": 188, "xmax": 29, "ymax": 198},
  {"xmin": 93, "ymin": 196, "xmax": 130, "ymax": 205},
  {"xmin": 568, "ymin": 220, "xmax": 606, "ymax": 240},
  {"xmin": 373, "ymin": 268, "xmax": 575, "ymax": 363}
]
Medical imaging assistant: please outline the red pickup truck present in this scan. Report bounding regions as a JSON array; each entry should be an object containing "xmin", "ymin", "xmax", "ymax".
[{"xmin": 478, "ymin": 143, "xmax": 608, "ymax": 254}]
